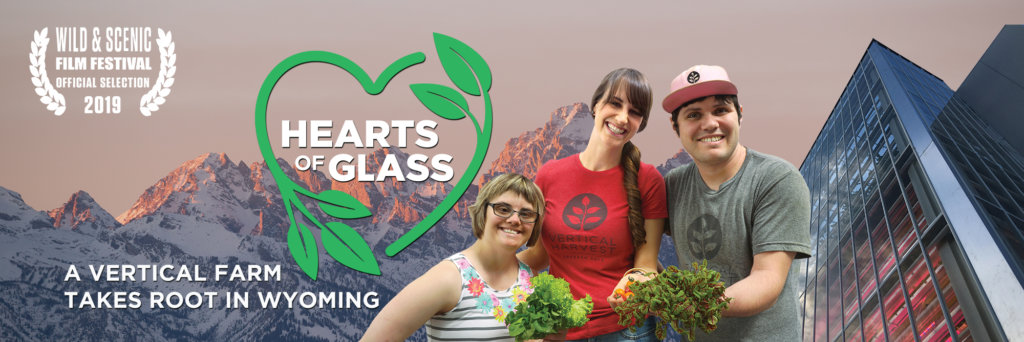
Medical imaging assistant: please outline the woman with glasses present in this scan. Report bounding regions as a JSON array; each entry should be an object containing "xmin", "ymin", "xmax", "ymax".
[
  {"xmin": 517, "ymin": 68, "xmax": 668, "ymax": 341},
  {"xmin": 362, "ymin": 173, "xmax": 545, "ymax": 341}
]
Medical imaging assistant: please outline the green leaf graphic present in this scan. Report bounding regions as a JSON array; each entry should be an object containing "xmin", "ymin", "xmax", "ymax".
[
  {"xmin": 322, "ymin": 221, "xmax": 381, "ymax": 275},
  {"xmin": 410, "ymin": 83, "xmax": 469, "ymax": 120},
  {"xmin": 317, "ymin": 190, "xmax": 372, "ymax": 219},
  {"xmin": 287, "ymin": 222, "xmax": 319, "ymax": 280},
  {"xmin": 255, "ymin": 34, "xmax": 494, "ymax": 271},
  {"xmin": 386, "ymin": 34, "xmax": 493, "ymax": 257},
  {"xmin": 255, "ymin": 50, "xmax": 426, "ymax": 279},
  {"xmin": 434, "ymin": 33, "xmax": 492, "ymax": 96}
]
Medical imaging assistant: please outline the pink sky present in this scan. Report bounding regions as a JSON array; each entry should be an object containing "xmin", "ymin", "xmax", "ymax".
[{"xmin": 2, "ymin": 1, "xmax": 1021, "ymax": 215}]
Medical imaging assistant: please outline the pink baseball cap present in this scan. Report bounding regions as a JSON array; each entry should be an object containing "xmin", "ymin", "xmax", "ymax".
[{"xmin": 662, "ymin": 65, "xmax": 738, "ymax": 113}]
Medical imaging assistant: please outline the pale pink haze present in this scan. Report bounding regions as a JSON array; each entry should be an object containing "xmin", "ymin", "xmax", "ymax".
[{"xmin": 1, "ymin": 1, "xmax": 1021, "ymax": 216}]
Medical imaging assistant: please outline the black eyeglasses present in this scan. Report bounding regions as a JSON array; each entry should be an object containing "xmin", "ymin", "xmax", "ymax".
[{"xmin": 487, "ymin": 203, "xmax": 538, "ymax": 223}]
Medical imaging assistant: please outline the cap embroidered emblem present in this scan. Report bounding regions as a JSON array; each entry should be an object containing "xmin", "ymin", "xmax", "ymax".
[
  {"xmin": 687, "ymin": 71, "xmax": 700, "ymax": 84},
  {"xmin": 662, "ymin": 65, "xmax": 737, "ymax": 113}
]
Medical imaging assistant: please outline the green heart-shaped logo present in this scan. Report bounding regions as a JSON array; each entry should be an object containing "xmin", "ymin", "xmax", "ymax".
[{"xmin": 254, "ymin": 33, "xmax": 493, "ymax": 280}]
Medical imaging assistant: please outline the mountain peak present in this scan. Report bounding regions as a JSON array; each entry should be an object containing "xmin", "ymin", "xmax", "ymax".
[
  {"xmin": 0, "ymin": 186, "xmax": 29, "ymax": 211},
  {"xmin": 656, "ymin": 149, "xmax": 693, "ymax": 176},
  {"xmin": 48, "ymin": 190, "xmax": 120, "ymax": 230},
  {"xmin": 480, "ymin": 103, "xmax": 592, "ymax": 183},
  {"xmin": 189, "ymin": 152, "xmax": 234, "ymax": 171},
  {"xmin": 548, "ymin": 102, "xmax": 592, "ymax": 140},
  {"xmin": 0, "ymin": 186, "xmax": 54, "ymax": 232},
  {"xmin": 116, "ymin": 152, "xmax": 254, "ymax": 225}
]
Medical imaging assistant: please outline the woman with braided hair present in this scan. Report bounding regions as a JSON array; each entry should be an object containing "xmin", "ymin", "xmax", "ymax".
[{"xmin": 518, "ymin": 68, "xmax": 667, "ymax": 341}]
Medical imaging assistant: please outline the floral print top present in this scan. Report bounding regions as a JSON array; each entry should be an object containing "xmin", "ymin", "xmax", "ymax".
[{"xmin": 425, "ymin": 253, "xmax": 534, "ymax": 341}]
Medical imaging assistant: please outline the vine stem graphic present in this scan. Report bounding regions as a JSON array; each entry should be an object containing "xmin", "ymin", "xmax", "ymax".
[
  {"xmin": 386, "ymin": 91, "xmax": 491, "ymax": 256},
  {"xmin": 254, "ymin": 33, "xmax": 494, "ymax": 279},
  {"xmin": 386, "ymin": 33, "xmax": 493, "ymax": 256},
  {"xmin": 255, "ymin": 51, "xmax": 425, "ymax": 279}
]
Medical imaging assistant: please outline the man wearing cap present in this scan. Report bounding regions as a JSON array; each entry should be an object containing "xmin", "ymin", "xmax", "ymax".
[{"xmin": 661, "ymin": 65, "xmax": 811, "ymax": 341}]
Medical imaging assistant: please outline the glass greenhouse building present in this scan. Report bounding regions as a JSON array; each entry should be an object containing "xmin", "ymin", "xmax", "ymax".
[{"xmin": 798, "ymin": 26, "xmax": 1024, "ymax": 342}]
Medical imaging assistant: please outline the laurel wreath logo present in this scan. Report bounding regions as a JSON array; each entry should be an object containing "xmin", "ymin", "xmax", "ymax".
[
  {"xmin": 255, "ymin": 33, "xmax": 493, "ymax": 279},
  {"xmin": 29, "ymin": 28, "xmax": 66, "ymax": 116},
  {"xmin": 140, "ymin": 28, "xmax": 176, "ymax": 116}
]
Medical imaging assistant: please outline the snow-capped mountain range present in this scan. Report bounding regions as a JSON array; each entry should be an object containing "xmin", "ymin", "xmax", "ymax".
[{"xmin": 0, "ymin": 103, "xmax": 691, "ymax": 341}]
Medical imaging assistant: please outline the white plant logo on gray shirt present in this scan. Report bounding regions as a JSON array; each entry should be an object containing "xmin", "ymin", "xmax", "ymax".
[{"xmin": 687, "ymin": 214, "xmax": 722, "ymax": 260}]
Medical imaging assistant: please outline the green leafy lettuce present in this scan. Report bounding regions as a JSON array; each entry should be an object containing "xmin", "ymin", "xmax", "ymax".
[{"xmin": 505, "ymin": 272, "xmax": 593, "ymax": 341}]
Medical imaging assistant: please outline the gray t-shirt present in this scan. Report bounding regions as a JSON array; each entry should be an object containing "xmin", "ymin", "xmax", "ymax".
[{"xmin": 665, "ymin": 148, "xmax": 811, "ymax": 342}]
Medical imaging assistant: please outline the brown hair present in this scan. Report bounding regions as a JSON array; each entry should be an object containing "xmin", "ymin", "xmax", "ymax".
[
  {"xmin": 468, "ymin": 173, "xmax": 545, "ymax": 247},
  {"xmin": 590, "ymin": 68, "xmax": 652, "ymax": 248}
]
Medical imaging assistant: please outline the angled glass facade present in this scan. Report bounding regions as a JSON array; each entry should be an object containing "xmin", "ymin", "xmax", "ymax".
[
  {"xmin": 797, "ymin": 39, "xmax": 1022, "ymax": 341},
  {"xmin": 930, "ymin": 96, "xmax": 1024, "ymax": 278}
]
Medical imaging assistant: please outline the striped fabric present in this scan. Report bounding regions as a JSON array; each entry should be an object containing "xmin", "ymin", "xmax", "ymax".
[{"xmin": 425, "ymin": 253, "xmax": 532, "ymax": 341}]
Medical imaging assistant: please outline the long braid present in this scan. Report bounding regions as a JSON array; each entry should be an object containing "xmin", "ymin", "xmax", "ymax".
[
  {"xmin": 621, "ymin": 141, "xmax": 645, "ymax": 247},
  {"xmin": 589, "ymin": 67, "xmax": 651, "ymax": 248}
]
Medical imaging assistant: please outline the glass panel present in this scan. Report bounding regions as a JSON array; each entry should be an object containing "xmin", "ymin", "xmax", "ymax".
[
  {"xmin": 929, "ymin": 245, "xmax": 971, "ymax": 341},
  {"xmin": 900, "ymin": 168, "xmax": 929, "ymax": 232},
  {"xmin": 869, "ymin": 126, "xmax": 883, "ymax": 156},
  {"xmin": 829, "ymin": 213, "xmax": 840, "ymax": 260},
  {"xmin": 865, "ymin": 62, "xmax": 880, "ymax": 88},
  {"xmin": 845, "ymin": 315, "xmax": 864, "ymax": 342},
  {"xmin": 885, "ymin": 115, "xmax": 909, "ymax": 159},
  {"xmin": 871, "ymin": 85, "xmax": 888, "ymax": 113},
  {"xmin": 868, "ymin": 198, "xmax": 895, "ymax": 281},
  {"xmin": 883, "ymin": 176, "xmax": 916, "ymax": 259},
  {"xmin": 838, "ymin": 137, "xmax": 848, "ymax": 173},
  {"xmin": 847, "ymin": 130, "xmax": 859, "ymax": 159},
  {"xmin": 857, "ymin": 77, "xmax": 870, "ymax": 107},
  {"xmin": 840, "ymin": 176, "xmax": 851, "ymax": 220},
  {"xmin": 804, "ymin": 283, "xmax": 817, "ymax": 341},
  {"xmin": 883, "ymin": 280, "xmax": 913, "ymax": 341},
  {"xmin": 879, "ymin": 107, "xmax": 895, "ymax": 132},
  {"xmin": 903, "ymin": 249, "xmax": 949, "ymax": 341},
  {"xmin": 891, "ymin": 216, "xmax": 916, "ymax": 260},
  {"xmin": 862, "ymin": 161, "xmax": 877, "ymax": 201},
  {"xmin": 854, "ymin": 215, "xmax": 876, "ymax": 302},
  {"xmin": 810, "ymin": 220, "xmax": 821, "ymax": 272},
  {"xmin": 818, "ymin": 220, "xmax": 829, "ymax": 270},
  {"xmin": 862, "ymin": 297, "xmax": 885, "ymax": 342},
  {"xmin": 876, "ymin": 147, "xmax": 892, "ymax": 178},
  {"xmin": 816, "ymin": 268, "xmax": 829, "ymax": 342},
  {"xmin": 861, "ymin": 98, "xmax": 873, "ymax": 120},
  {"xmin": 850, "ymin": 165, "xmax": 863, "ymax": 204},
  {"xmin": 856, "ymin": 123, "xmax": 868, "ymax": 146},
  {"xmin": 897, "ymin": 159, "xmax": 937, "ymax": 231},
  {"xmin": 842, "ymin": 236, "xmax": 859, "ymax": 324},
  {"xmin": 828, "ymin": 255, "xmax": 843, "ymax": 341}
]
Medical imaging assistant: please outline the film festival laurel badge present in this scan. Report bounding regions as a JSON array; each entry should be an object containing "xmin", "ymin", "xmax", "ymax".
[{"xmin": 28, "ymin": 27, "xmax": 176, "ymax": 116}]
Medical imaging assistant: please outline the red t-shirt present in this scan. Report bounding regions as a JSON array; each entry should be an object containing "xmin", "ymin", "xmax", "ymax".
[{"xmin": 534, "ymin": 154, "xmax": 668, "ymax": 339}]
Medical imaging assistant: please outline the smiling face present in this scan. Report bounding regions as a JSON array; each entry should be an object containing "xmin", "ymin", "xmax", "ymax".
[
  {"xmin": 674, "ymin": 96, "xmax": 743, "ymax": 169},
  {"xmin": 479, "ymin": 191, "xmax": 536, "ymax": 250},
  {"xmin": 592, "ymin": 86, "xmax": 646, "ymax": 148},
  {"xmin": 588, "ymin": 68, "xmax": 652, "ymax": 149}
]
